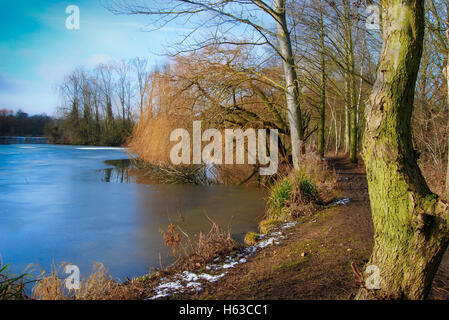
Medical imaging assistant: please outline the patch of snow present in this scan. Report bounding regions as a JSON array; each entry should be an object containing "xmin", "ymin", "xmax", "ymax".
[
  {"xmin": 148, "ymin": 220, "xmax": 297, "ymax": 299},
  {"xmin": 332, "ymin": 197, "xmax": 350, "ymax": 205},
  {"xmin": 181, "ymin": 271, "xmax": 199, "ymax": 282},
  {"xmin": 186, "ymin": 282, "xmax": 202, "ymax": 290},
  {"xmin": 222, "ymin": 261, "xmax": 239, "ymax": 269},
  {"xmin": 198, "ymin": 272, "xmax": 227, "ymax": 282},
  {"xmin": 156, "ymin": 281, "xmax": 183, "ymax": 290},
  {"xmin": 282, "ymin": 221, "xmax": 297, "ymax": 229},
  {"xmin": 256, "ymin": 237, "xmax": 278, "ymax": 248}
]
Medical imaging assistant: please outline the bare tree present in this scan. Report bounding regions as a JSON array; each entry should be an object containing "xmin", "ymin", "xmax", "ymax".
[
  {"xmin": 115, "ymin": 59, "xmax": 131, "ymax": 124},
  {"xmin": 131, "ymin": 57, "xmax": 150, "ymax": 116},
  {"xmin": 107, "ymin": 0, "xmax": 306, "ymax": 168}
]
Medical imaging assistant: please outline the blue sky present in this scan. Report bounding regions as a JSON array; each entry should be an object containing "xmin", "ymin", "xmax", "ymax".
[{"xmin": 0, "ymin": 0, "xmax": 182, "ymax": 115}]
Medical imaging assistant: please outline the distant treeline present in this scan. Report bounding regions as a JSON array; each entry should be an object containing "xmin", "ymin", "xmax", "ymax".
[
  {"xmin": 45, "ymin": 58, "xmax": 151, "ymax": 146},
  {"xmin": 0, "ymin": 109, "xmax": 52, "ymax": 136},
  {"xmin": 44, "ymin": 113, "xmax": 132, "ymax": 146}
]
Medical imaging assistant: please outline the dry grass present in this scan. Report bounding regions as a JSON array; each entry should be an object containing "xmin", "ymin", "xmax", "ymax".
[
  {"xmin": 133, "ymin": 217, "xmax": 242, "ymax": 297},
  {"xmin": 266, "ymin": 153, "xmax": 338, "ymax": 221},
  {"xmin": 162, "ymin": 217, "xmax": 241, "ymax": 272},
  {"xmin": 297, "ymin": 153, "xmax": 339, "ymax": 203},
  {"xmin": 32, "ymin": 263, "xmax": 144, "ymax": 300}
]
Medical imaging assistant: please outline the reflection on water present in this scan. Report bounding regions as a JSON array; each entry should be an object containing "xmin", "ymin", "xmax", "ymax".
[
  {"xmin": 0, "ymin": 144, "xmax": 265, "ymax": 281},
  {"xmin": 0, "ymin": 136, "xmax": 49, "ymax": 144},
  {"xmin": 100, "ymin": 159, "xmax": 132, "ymax": 183}
]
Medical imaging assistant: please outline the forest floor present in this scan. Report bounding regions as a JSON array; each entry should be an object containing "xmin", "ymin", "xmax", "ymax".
[{"xmin": 175, "ymin": 156, "xmax": 449, "ymax": 300}]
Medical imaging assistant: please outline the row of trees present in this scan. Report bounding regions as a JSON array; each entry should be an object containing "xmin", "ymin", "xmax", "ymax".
[
  {"xmin": 111, "ymin": 0, "xmax": 382, "ymax": 166},
  {"xmin": 109, "ymin": 0, "xmax": 449, "ymax": 299},
  {"xmin": 46, "ymin": 57, "xmax": 153, "ymax": 146},
  {"xmin": 0, "ymin": 109, "xmax": 52, "ymax": 136}
]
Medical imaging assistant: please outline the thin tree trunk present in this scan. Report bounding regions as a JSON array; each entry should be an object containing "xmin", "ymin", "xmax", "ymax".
[
  {"xmin": 445, "ymin": 30, "xmax": 449, "ymax": 197},
  {"xmin": 343, "ymin": 0, "xmax": 357, "ymax": 163},
  {"xmin": 356, "ymin": 30, "xmax": 366, "ymax": 146},
  {"xmin": 274, "ymin": 0, "xmax": 304, "ymax": 169},
  {"xmin": 344, "ymin": 83, "xmax": 350, "ymax": 154},
  {"xmin": 357, "ymin": 0, "xmax": 449, "ymax": 300},
  {"xmin": 318, "ymin": 0, "xmax": 326, "ymax": 158}
]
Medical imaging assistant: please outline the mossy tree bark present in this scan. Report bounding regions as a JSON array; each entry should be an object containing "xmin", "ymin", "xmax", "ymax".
[{"xmin": 357, "ymin": 0, "xmax": 449, "ymax": 300}]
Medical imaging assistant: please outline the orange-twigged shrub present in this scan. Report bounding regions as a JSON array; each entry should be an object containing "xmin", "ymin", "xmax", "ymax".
[{"xmin": 129, "ymin": 111, "xmax": 191, "ymax": 165}]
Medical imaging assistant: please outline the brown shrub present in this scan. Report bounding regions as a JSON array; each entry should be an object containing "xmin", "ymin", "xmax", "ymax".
[
  {"xmin": 32, "ymin": 263, "xmax": 144, "ymax": 300},
  {"xmin": 167, "ymin": 217, "xmax": 241, "ymax": 271}
]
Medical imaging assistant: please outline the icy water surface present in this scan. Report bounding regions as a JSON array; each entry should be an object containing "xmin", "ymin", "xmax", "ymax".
[{"xmin": 0, "ymin": 144, "xmax": 265, "ymax": 280}]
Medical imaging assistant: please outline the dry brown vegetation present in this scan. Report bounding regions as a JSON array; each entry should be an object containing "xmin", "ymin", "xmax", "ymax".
[
  {"xmin": 127, "ymin": 47, "xmax": 294, "ymax": 185},
  {"xmin": 163, "ymin": 217, "xmax": 241, "ymax": 272},
  {"xmin": 266, "ymin": 153, "xmax": 338, "ymax": 221},
  {"xmin": 27, "ymin": 217, "xmax": 240, "ymax": 300},
  {"xmin": 31, "ymin": 263, "xmax": 144, "ymax": 300},
  {"xmin": 27, "ymin": 262, "xmax": 145, "ymax": 300}
]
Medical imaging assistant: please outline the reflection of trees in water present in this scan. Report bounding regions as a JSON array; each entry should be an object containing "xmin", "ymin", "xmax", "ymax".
[
  {"xmin": 101, "ymin": 159, "xmax": 131, "ymax": 183},
  {"xmin": 0, "ymin": 136, "xmax": 49, "ymax": 144}
]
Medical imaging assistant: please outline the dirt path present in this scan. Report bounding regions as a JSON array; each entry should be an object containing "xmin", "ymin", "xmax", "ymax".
[
  {"xmin": 176, "ymin": 157, "xmax": 372, "ymax": 299},
  {"xmin": 176, "ymin": 156, "xmax": 449, "ymax": 300}
]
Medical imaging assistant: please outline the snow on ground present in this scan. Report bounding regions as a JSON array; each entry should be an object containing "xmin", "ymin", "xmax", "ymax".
[
  {"xmin": 332, "ymin": 198, "xmax": 351, "ymax": 205},
  {"xmin": 148, "ymin": 199, "xmax": 350, "ymax": 299},
  {"xmin": 148, "ymin": 221, "xmax": 298, "ymax": 299}
]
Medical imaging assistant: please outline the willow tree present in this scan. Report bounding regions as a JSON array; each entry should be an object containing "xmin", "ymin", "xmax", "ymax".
[{"xmin": 358, "ymin": 0, "xmax": 449, "ymax": 299}]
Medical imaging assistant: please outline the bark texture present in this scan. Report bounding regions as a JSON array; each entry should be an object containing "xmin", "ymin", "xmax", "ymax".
[
  {"xmin": 274, "ymin": 0, "xmax": 304, "ymax": 169},
  {"xmin": 357, "ymin": 0, "xmax": 449, "ymax": 300}
]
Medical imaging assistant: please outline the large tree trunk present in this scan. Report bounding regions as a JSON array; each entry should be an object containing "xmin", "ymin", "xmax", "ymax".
[
  {"xmin": 357, "ymin": 0, "xmax": 449, "ymax": 300},
  {"xmin": 274, "ymin": 0, "xmax": 304, "ymax": 169}
]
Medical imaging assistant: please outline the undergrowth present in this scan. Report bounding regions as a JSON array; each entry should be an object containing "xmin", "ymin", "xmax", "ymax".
[
  {"xmin": 266, "ymin": 153, "xmax": 338, "ymax": 221},
  {"xmin": 162, "ymin": 217, "xmax": 241, "ymax": 272},
  {"xmin": 32, "ymin": 263, "xmax": 144, "ymax": 300},
  {"xmin": 0, "ymin": 262, "xmax": 32, "ymax": 300}
]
